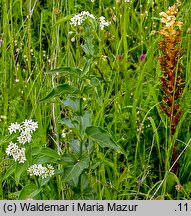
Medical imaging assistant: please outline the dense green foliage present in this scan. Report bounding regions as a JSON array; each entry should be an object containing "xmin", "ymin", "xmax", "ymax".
[{"xmin": 1, "ymin": 0, "xmax": 191, "ymax": 200}]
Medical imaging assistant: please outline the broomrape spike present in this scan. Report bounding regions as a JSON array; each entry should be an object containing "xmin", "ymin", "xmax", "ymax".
[
  {"xmin": 159, "ymin": 4, "xmax": 185, "ymax": 172},
  {"xmin": 159, "ymin": 4, "xmax": 184, "ymax": 136}
]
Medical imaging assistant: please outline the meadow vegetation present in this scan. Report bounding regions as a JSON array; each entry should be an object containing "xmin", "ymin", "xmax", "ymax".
[{"xmin": 1, "ymin": 0, "xmax": 191, "ymax": 200}]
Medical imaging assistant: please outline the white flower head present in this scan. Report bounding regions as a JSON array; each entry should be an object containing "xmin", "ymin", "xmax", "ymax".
[
  {"xmin": 8, "ymin": 119, "xmax": 38, "ymax": 142},
  {"xmin": 70, "ymin": 11, "xmax": 95, "ymax": 27},
  {"xmin": 99, "ymin": 16, "xmax": 110, "ymax": 30},
  {"xmin": 43, "ymin": 164, "xmax": 55, "ymax": 178},
  {"xmin": 22, "ymin": 119, "xmax": 38, "ymax": 133},
  {"xmin": 6, "ymin": 142, "xmax": 26, "ymax": 163},
  {"xmin": 71, "ymin": 37, "xmax": 75, "ymax": 42},
  {"xmin": 28, "ymin": 164, "xmax": 55, "ymax": 178},
  {"xmin": 28, "ymin": 164, "xmax": 46, "ymax": 176},
  {"xmin": 159, "ymin": 12, "xmax": 176, "ymax": 27},
  {"xmin": 61, "ymin": 131, "xmax": 66, "ymax": 138},
  {"xmin": 13, "ymin": 147, "xmax": 26, "ymax": 163},
  {"xmin": 6, "ymin": 142, "xmax": 19, "ymax": 156},
  {"xmin": 8, "ymin": 119, "xmax": 38, "ymax": 145},
  {"xmin": 8, "ymin": 122, "xmax": 21, "ymax": 134},
  {"xmin": 70, "ymin": 14, "xmax": 85, "ymax": 26},
  {"xmin": 159, "ymin": 5, "xmax": 181, "ymax": 28},
  {"xmin": 17, "ymin": 131, "xmax": 32, "ymax": 145}
]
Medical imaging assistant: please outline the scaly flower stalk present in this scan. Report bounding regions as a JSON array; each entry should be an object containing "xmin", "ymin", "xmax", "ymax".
[{"xmin": 159, "ymin": 5, "xmax": 184, "ymax": 171}]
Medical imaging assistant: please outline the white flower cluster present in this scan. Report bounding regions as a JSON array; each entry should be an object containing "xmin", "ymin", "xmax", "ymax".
[
  {"xmin": 70, "ymin": 11, "xmax": 110, "ymax": 30},
  {"xmin": 159, "ymin": 11, "xmax": 176, "ymax": 27},
  {"xmin": 99, "ymin": 16, "xmax": 111, "ymax": 30},
  {"xmin": 6, "ymin": 142, "xmax": 26, "ymax": 163},
  {"xmin": 8, "ymin": 122, "xmax": 21, "ymax": 133},
  {"xmin": 159, "ymin": 5, "xmax": 182, "ymax": 28},
  {"xmin": 28, "ymin": 164, "xmax": 55, "ymax": 178},
  {"xmin": 70, "ymin": 11, "xmax": 95, "ymax": 26},
  {"xmin": 8, "ymin": 119, "xmax": 38, "ymax": 144},
  {"xmin": 6, "ymin": 119, "xmax": 38, "ymax": 163}
]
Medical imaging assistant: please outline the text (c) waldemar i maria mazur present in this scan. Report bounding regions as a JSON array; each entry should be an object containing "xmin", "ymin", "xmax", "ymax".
[{"xmin": 76, "ymin": 203, "xmax": 138, "ymax": 212}]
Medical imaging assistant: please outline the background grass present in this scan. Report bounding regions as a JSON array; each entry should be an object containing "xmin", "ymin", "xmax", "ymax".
[{"xmin": 1, "ymin": 0, "xmax": 191, "ymax": 200}]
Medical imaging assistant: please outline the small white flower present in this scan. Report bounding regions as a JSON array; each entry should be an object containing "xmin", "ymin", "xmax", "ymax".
[
  {"xmin": 70, "ymin": 14, "xmax": 84, "ymax": 26},
  {"xmin": 28, "ymin": 164, "xmax": 45, "ymax": 176},
  {"xmin": 43, "ymin": 164, "xmax": 55, "ymax": 178},
  {"xmin": 22, "ymin": 119, "xmax": 38, "ymax": 133},
  {"xmin": 159, "ymin": 8, "xmax": 178, "ymax": 28},
  {"xmin": 99, "ymin": 16, "xmax": 110, "ymax": 30},
  {"xmin": 17, "ymin": 131, "xmax": 32, "ymax": 144},
  {"xmin": 70, "ymin": 11, "xmax": 95, "ymax": 27},
  {"xmin": 13, "ymin": 147, "xmax": 26, "ymax": 163},
  {"xmin": 62, "ymin": 131, "xmax": 66, "ymax": 138},
  {"xmin": 7, "ymin": 119, "xmax": 38, "ymax": 146},
  {"xmin": 8, "ymin": 122, "xmax": 21, "ymax": 134},
  {"xmin": 28, "ymin": 164, "xmax": 55, "ymax": 178},
  {"xmin": 6, "ymin": 142, "xmax": 26, "ymax": 163},
  {"xmin": 71, "ymin": 37, "xmax": 75, "ymax": 42},
  {"xmin": 6, "ymin": 142, "xmax": 19, "ymax": 156}
]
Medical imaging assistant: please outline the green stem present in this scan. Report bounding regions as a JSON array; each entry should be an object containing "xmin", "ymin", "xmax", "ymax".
[{"xmin": 35, "ymin": 176, "xmax": 42, "ymax": 199}]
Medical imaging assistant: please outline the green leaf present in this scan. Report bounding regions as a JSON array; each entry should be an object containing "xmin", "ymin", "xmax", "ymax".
[
  {"xmin": 103, "ymin": 158, "xmax": 115, "ymax": 169},
  {"xmin": 60, "ymin": 118, "xmax": 75, "ymax": 128},
  {"xmin": 91, "ymin": 158, "xmax": 102, "ymax": 170},
  {"xmin": 33, "ymin": 156, "xmax": 58, "ymax": 164},
  {"xmin": 90, "ymin": 75, "xmax": 102, "ymax": 96},
  {"xmin": 148, "ymin": 117, "xmax": 162, "ymax": 165},
  {"xmin": 69, "ymin": 139, "xmax": 86, "ymax": 155},
  {"xmin": 35, "ymin": 147, "xmax": 60, "ymax": 159},
  {"xmin": 19, "ymin": 184, "xmax": 42, "ymax": 200},
  {"xmin": 85, "ymin": 16, "xmax": 98, "ymax": 31},
  {"xmin": 46, "ymin": 67, "xmax": 82, "ymax": 77},
  {"xmin": 40, "ymin": 84, "xmax": 80, "ymax": 102},
  {"xmin": 79, "ymin": 110, "xmax": 93, "ymax": 136},
  {"xmin": 64, "ymin": 156, "xmax": 89, "ymax": 182},
  {"xmin": 62, "ymin": 153, "xmax": 77, "ymax": 165},
  {"xmin": 39, "ymin": 177, "xmax": 51, "ymax": 187},
  {"xmin": 150, "ymin": 84, "xmax": 166, "ymax": 128},
  {"xmin": 53, "ymin": 15, "xmax": 73, "ymax": 26},
  {"xmin": 2, "ymin": 163, "xmax": 16, "ymax": 181},
  {"xmin": 15, "ymin": 161, "xmax": 29, "ymax": 185},
  {"xmin": 31, "ymin": 146, "xmax": 42, "ymax": 155},
  {"xmin": 82, "ymin": 37, "xmax": 94, "ymax": 57},
  {"xmin": 0, "ymin": 133, "xmax": 18, "ymax": 146},
  {"xmin": 82, "ymin": 58, "xmax": 93, "ymax": 76},
  {"xmin": 85, "ymin": 126, "xmax": 122, "ymax": 152},
  {"xmin": 62, "ymin": 97, "xmax": 80, "ymax": 112},
  {"xmin": 166, "ymin": 171, "xmax": 180, "ymax": 192}
]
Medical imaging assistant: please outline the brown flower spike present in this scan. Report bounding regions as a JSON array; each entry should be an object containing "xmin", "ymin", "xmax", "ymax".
[
  {"xmin": 159, "ymin": 5, "xmax": 184, "ymax": 172},
  {"xmin": 159, "ymin": 4, "xmax": 184, "ymax": 136}
]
